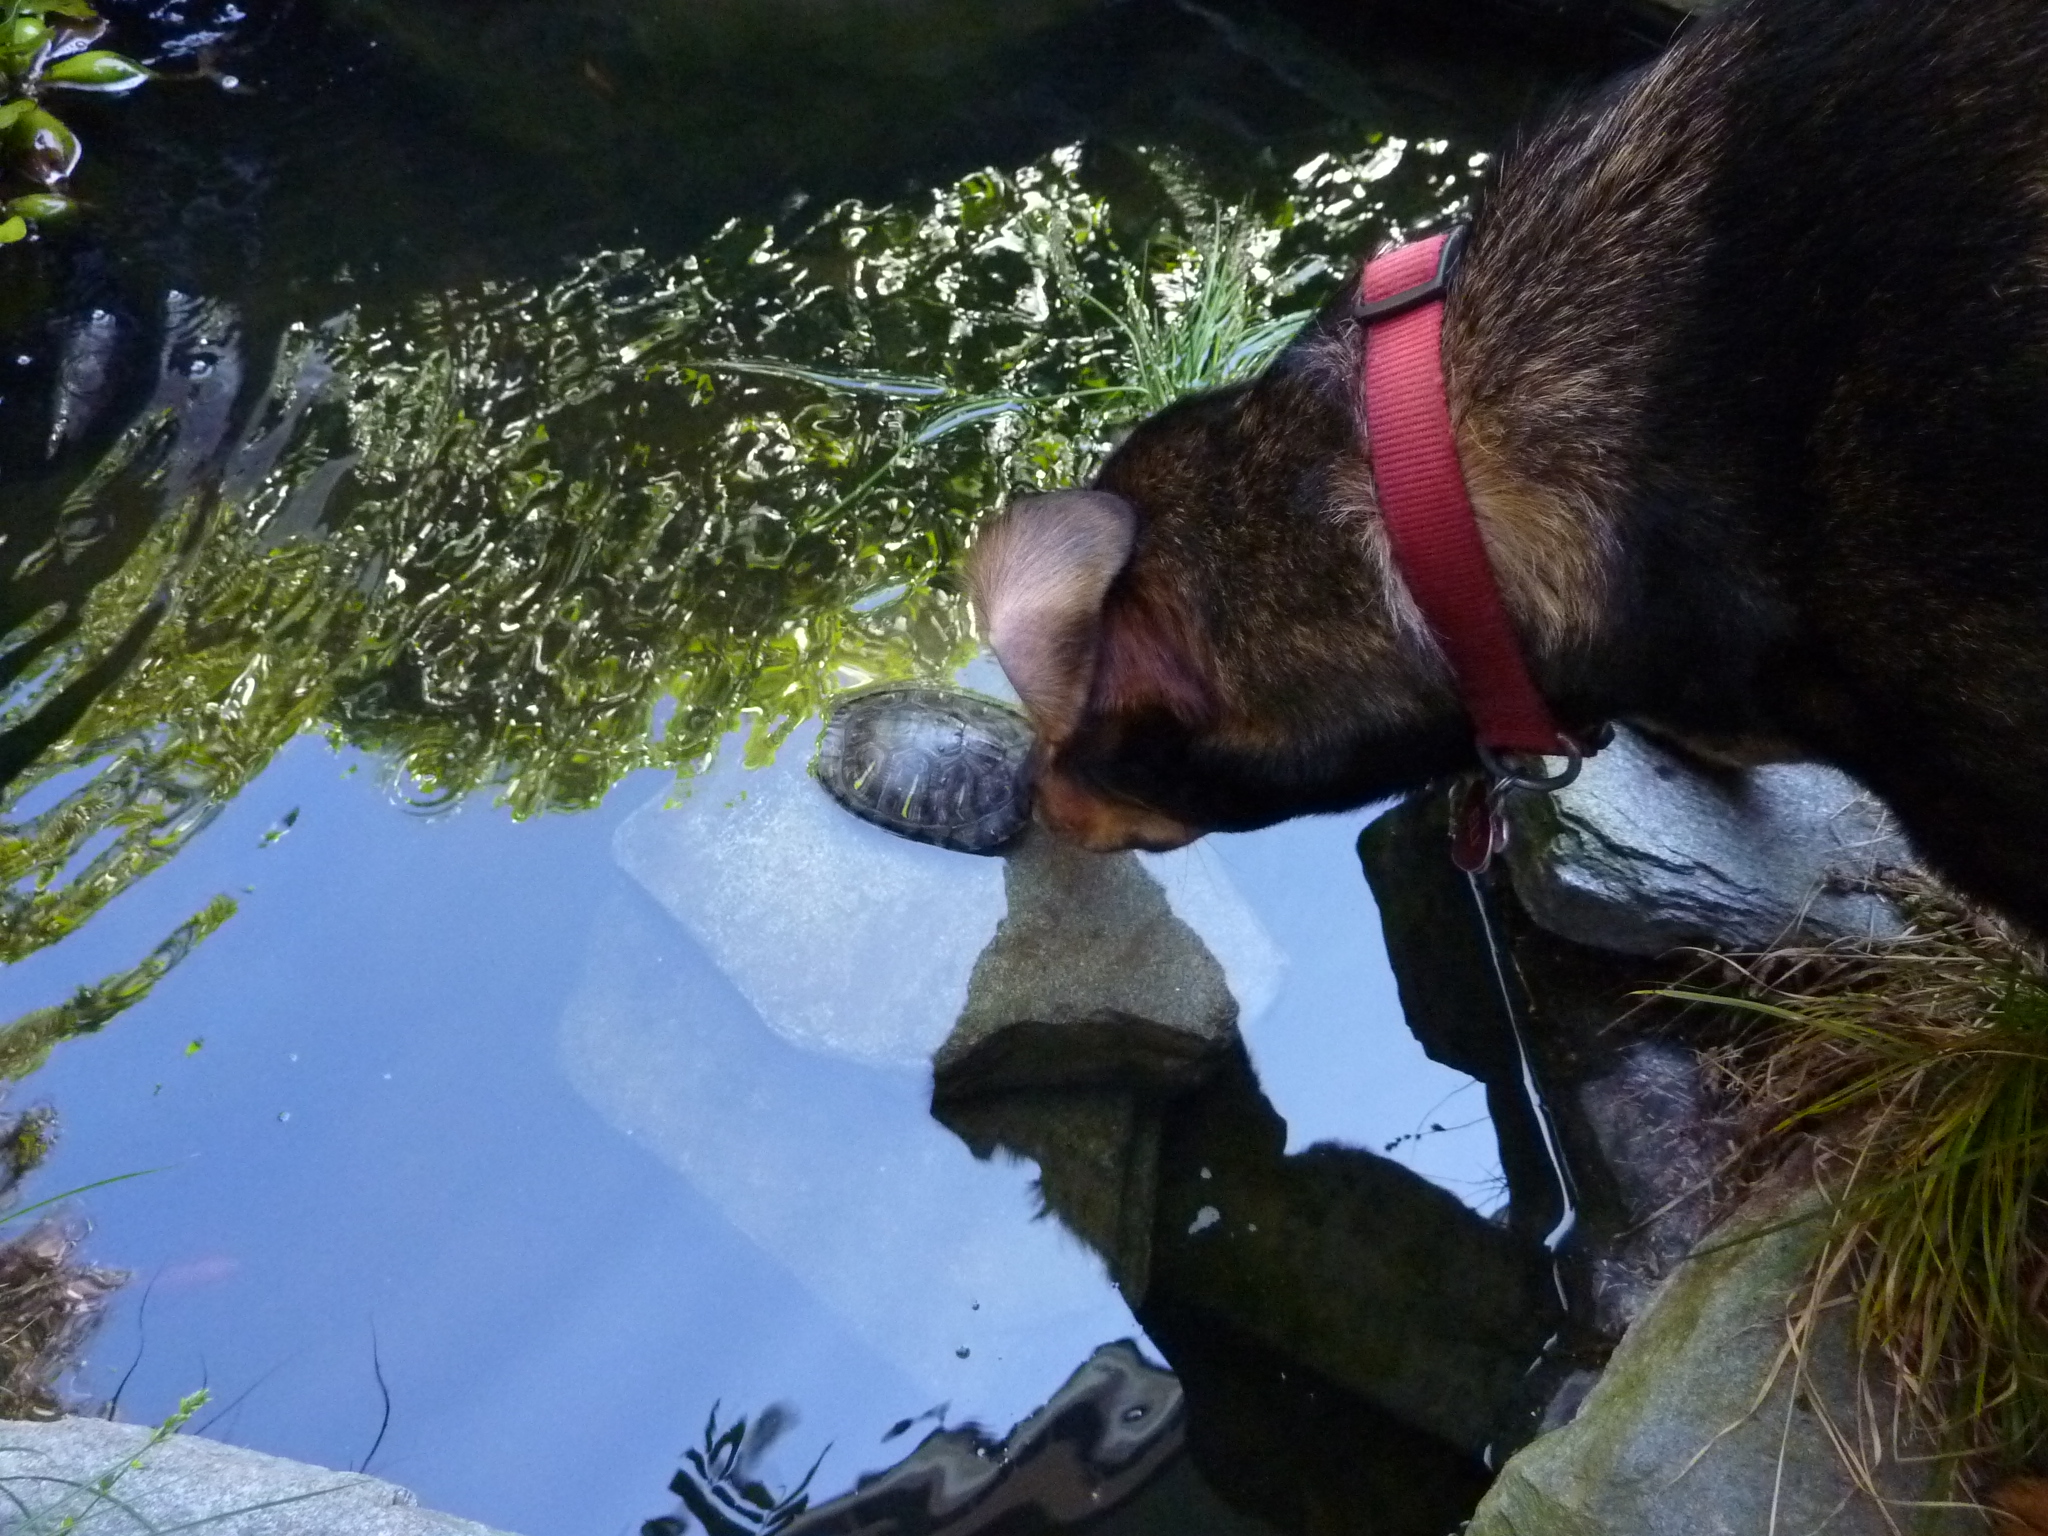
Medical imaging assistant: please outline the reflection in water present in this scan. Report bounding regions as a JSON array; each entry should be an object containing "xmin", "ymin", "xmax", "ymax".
[
  {"xmin": 0, "ymin": 134, "xmax": 1481, "ymax": 1040},
  {"xmin": 606, "ymin": 720, "xmax": 1279, "ymax": 1069},
  {"xmin": 647, "ymin": 1342, "xmax": 1275, "ymax": 1535},
  {"xmin": 0, "ymin": 5, "xmax": 1603, "ymax": 1525},
  {"xmin": 926, "ymin": 814, "xmax": 1560, "ymax": 1533},
  {"xmin": 589, "ymin": 731, "xmax": 1553, "ymax": 1532}
]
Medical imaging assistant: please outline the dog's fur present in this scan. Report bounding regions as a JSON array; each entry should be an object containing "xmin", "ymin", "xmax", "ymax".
[{"xmin": 969, "ymin": 0, "xmax": 2048, "ymax": 936}]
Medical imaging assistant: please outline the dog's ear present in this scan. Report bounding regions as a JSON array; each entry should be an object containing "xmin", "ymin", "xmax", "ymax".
[{"xmin": 968, "ymin": 490, "xmax": 1138, "ymax": 741}]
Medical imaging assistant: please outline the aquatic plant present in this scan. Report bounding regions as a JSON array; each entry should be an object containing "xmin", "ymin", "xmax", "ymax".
[
  {"xmin": 1674, "ymin": 876, "xmax": 2048, "ymax": 1478},
  {"xmin": 0, "ymin": 0, "xmax": 149, "ymax": 244}
]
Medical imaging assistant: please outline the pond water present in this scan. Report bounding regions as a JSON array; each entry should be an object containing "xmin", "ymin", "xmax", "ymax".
[{"xmin": 0, "ymin": 2, "xmax": 1651, "ymax": 1532}]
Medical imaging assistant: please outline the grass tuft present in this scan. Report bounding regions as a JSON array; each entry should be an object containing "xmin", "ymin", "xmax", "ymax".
[
  {"xmin": 1066, "ymin": 208, "xmax": 1310, "ymax": 417},
  {"xmin": 1674, "ymin": 874, "xmax": 2048, "ymax": 1476}
]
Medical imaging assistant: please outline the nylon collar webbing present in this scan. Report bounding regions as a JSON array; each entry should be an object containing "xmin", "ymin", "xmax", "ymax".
[{"xmin": 1355, "ymin": 231, "xmax": 1574, "ymax": 758}]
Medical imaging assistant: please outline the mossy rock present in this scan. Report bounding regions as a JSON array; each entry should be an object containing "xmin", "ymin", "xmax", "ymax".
[{"xmin": 1469, "ymin": 1188, "xmax": 1985, "ymax": 1536}]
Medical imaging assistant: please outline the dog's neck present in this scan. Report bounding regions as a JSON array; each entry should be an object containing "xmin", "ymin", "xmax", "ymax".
[{"xmin": 1419, "ymin": 15, "xmax": 1788, "ymax": 739}]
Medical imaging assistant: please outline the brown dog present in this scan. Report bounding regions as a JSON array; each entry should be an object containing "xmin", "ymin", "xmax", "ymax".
[{"xmin": 969, "ymin": 0, "xmax": 2048, "ymax": 936}]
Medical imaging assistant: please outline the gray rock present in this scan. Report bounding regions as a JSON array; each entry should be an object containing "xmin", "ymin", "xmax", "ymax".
[
  {"xmin": 1573, "ymin": 1040, "xmax": 1735, "ymax": 1335},
  {"xmin": 1506, "ymin": 726, "xmax": 1911, "ymax": 957},
  {"xmin": 0, "ymin": 1416, "xmax": 518, "ymax": 1535},
  {"xmin": 937, "ymin": 828, "xmax": 1243, "ymax": 1083},
  {"xmin": 1467, "ymin": 1184, "xmax": 1984, "ymax": 1536},
  {"xmin": 932, "ymin": 828, "xmax": 1245, "ymax": 1300}
]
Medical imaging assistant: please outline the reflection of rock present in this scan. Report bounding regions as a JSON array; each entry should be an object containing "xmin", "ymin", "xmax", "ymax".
[
  {"xmin": 935, "ymin": 827, "xmax": 1244, "ymax": 1305},
  {"xmin": 932, "ymin": 813, "xmax": 1559, "ymax": 1532},
  {"xmin": 1137, "ymin": 1045, "xmax": 1557, "ymax": 1461},
  {"xmin": 781, "ymin": 1342, "xmax": 1265, "ymax": 1535},
  {"xmin": 1467, "ymin": 1180, "xmax": 1977, "ymax": 1536},
  {"xmin": 1356, "ymin": 792, "xmax": 1580, "ymax": 1256},
  {"xmin": 0, "ymin": 1417, "xmax": 517, "ymax": 1536},
  {"xmin": 1503, "ymin": 726, "xmax": 1909, "ymax": 957},
  {"xmin": 939, "ymin": 829, "xmax": 1242, "ymax": 1082},
  {"xmin": 937, "ymin": 1015, "xmax": 1556, "ymax": 1534}
]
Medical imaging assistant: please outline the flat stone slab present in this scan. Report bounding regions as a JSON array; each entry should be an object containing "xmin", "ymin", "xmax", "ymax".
[
  {"xmin": 1505, "ymin": 727, "xmax": 1912, "ymax": 957},
  {"xmin": 0, "ymin": 1416, "xmax": 519, "ymax": 1536}
]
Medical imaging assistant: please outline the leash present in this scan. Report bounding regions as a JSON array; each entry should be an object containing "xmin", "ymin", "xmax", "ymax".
[
  {"xmin": 1462, "ymin": 849, "xmax": 1580, "ymax": 1263},
  {"xmin": 1361, "ymin": 231, "xmax": 1596, "ymax": 1397},
  {"xmin": 1466, "ymin": 855, "xmax": 1585, "ymax": 1466},
  {"xmin": 1353, "ymin": 229, "xmax": 1598, "ymax": 871}
]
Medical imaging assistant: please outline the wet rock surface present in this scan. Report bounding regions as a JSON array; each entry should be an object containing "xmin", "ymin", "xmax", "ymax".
[
  {"xmin": 0, "ymin": 1417, "xmax": 518, "ymax": 1535},
  {"xmin": 1503, "ymin": 725, "xmax": 1911, "ymax": 957}
]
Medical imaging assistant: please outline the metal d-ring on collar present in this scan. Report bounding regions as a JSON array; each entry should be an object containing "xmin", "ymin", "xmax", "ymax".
[
  {"xmin": 1477, "ymin": 741, "xmax": 1585, "ymax": 795},
  {"xmin": 1453, "ymin": 725, "xmax": 1610, "ymax": 875}
]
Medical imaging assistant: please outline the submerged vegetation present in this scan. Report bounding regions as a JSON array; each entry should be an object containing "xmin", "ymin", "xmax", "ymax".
[
  {"xmin": 1680, "ymin": 877, "xmax": 2048, "ymax": 1478},
  {"xmin": 0, "ymin": 132, "xmax": 1482, "ymax": 993}
]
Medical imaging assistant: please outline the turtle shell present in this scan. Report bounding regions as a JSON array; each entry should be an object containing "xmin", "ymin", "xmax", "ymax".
[{"xmin": 814, "ymin": 684, "xmax": 1035, "ymax": 854}]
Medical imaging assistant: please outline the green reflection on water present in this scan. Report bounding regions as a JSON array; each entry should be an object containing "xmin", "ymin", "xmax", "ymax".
[{"xmin": 0, "ymin": 131, "xmax": 1481, "ymax": 1021}]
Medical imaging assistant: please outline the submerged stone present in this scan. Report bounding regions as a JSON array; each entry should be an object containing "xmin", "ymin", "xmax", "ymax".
[{"xmin": 814, "ymin": 684, "xmax": 1034, "ymax": 855}]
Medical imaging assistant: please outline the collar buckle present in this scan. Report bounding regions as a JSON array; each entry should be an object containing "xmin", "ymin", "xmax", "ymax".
[{"xmin": 1351, "ymin": 225, "xmax": 1469, "ymax": 325}]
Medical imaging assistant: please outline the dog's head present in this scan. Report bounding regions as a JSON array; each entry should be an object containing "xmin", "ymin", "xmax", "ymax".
[{"xmin": 968, "ymin": 360, "xmax": 1480, "ymax": 851}]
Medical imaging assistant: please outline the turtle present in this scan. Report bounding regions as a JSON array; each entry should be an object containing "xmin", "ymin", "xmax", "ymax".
[{"xmin": 814, "ymin": 684, "xmax": 1035, "ymax": 854}]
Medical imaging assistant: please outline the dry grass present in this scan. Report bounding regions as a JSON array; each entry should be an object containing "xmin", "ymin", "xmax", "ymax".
[{"xmin": 1671, "ymin": 874, "xmax": 2048, "ymax": 1480}]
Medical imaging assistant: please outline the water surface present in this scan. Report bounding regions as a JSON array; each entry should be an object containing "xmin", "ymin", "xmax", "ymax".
[{"xmin": 0, "ymin": 3, "xmax": 1634, "ymax": 1529}]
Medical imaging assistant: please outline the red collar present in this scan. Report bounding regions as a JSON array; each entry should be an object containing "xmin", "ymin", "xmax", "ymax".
[{"xmin": 1354, "ymin": 232, "xmax": 1576, "ymax": 760}]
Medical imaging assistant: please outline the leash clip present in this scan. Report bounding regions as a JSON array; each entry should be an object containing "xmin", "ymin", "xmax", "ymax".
[{"xmin": 1476, "ymin": 742, "xmax": 1584, "ymax": 795}]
